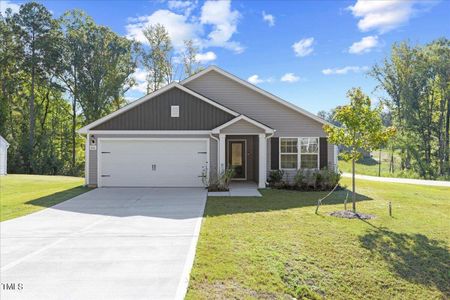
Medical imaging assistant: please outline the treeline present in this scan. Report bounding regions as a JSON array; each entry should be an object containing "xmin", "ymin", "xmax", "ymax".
[
  {"xmin": 320, "ymin": 39, "xmax": 450, "ymax": 179},
  {"xmin": 0, "ymin": 2, "xmax": 203, "ymax": 176}
]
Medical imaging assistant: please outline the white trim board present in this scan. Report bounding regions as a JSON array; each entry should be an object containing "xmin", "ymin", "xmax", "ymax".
[
  {"xmin": 181, "ymin": 66, "xmax": 331, "ymax": 126},
  {"xmin": 88, "ymin": 130, "xmax": 211, "ymax": 135},
  {"xmin": 211, "ymin": 115, "xmax": 274, "ymax": 134},
  {"xmin": 78, "ymin": 83, "xmax": 239, "ymax": 134}
]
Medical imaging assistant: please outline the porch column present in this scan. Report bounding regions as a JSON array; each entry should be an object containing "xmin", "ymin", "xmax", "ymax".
[
  {"xmin": 219, "ymin": 134, "xmax": 226, "ymax": 173},
  {"xmin": 258, "ymin": 133, "xmax": 267, "ymax": 188}
]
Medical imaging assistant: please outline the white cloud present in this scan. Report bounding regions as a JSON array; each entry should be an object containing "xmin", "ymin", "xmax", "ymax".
[
  {"xmin": 126, "ymin": 10, "xmax": 200, "ymax": 51},
  {"xmin": 130, "ymin": 68, "xmax": 148, "ymax": 93},
  {"xmin": 262, "ymin": 11, "xmax": 275, "ymax": 26},
  {"xmin": 348, "ymin": 0, "xmax": 432, "ymax": 33},
  {"xmin": 195, "ymin": 51, "xmax": 217, "ymax": 63},
  {"xmin": 167, "ymin": 0, "xmax": 196, "ymax": 16},
  {"xmin": 248, "ymin": 75, "xmax": 263, "ymax": 84},
  {"xmin": 348, "ymin": 35, "xmax": 379, "ymax": 54},
  {"xmin": 292, "ymin": 37, "xmax": 314, "ymax": 57},
  {"xmin": 126, "ymin": 0, "xmax": 243, "ymax": 54},
  {"xmin": 322, "ymin": 66, "xmax": 369, "ymax": 75},
  {"xmin": 200, "ymin": 0, "xmax": 243, "ymax": 53},
  {"xmin": 280, "ymin": 73, "xmax": 300, "ymax": 83},
  {"xmin": 0, "ymin": 0, "xmax": 20, "ymax": 15}
]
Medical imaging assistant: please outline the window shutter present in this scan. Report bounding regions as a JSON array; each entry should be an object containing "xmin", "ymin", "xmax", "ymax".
[
  {"xmin": 271, "ymin": 137, "xmax": 279, "ymax": 170},
  {"xmin": 319, "ymin": 137, "xmax": 328, "ymax": 169}
]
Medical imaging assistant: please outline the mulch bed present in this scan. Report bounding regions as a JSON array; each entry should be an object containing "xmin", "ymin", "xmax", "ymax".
[{"xmin": 329, "ymin": 210, "xmax": 376, "ymax": 220}]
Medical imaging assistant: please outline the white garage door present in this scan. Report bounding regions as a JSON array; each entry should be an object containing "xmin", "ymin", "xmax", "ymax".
[{"xmin": 98, "ymin": 139, "xmax": 208, "ymax": 187}]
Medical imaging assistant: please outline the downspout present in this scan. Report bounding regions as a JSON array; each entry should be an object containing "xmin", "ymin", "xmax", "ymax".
[{"xmin": 209, "ymin": 133, "xmax": 219, "ymax": 175}]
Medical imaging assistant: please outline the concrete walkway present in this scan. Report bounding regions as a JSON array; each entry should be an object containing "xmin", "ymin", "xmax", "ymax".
[
  {"xmin": 342, "ymin": 173, "xmax": 450, "ymax": 187},
  {"xmin": 1, "ymin": 188, "xmax": 206, "ymax": 300},
  {"xmin": 208, "ymin": 182, "xmax": 262, "ymax": 197}
]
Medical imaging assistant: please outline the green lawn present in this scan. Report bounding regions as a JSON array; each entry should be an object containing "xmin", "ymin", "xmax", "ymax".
[
  {"xmin": 187, "ymin": 178, "xmax": 450, "ymax": 299},
  {"xmin": 0, "ymin": 174, "xmax": 90, "ymax": 221}
]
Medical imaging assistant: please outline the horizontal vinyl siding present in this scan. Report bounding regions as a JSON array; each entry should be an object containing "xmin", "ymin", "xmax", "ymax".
[
  {"xmin": 221, "ymin": 119, "xmax": 265, "ymax": 134},
  {"xmin": 87, "ymin": 134, "xmax": 213, "ymax": 186},
  {"xmin": 185, "ymin": 71, "xmax": 326, "ymax": 137},
  {"xmin": 185, "ymin": 70, "xmax": 334, "ymax": 168},
  {"xmin": 93, "ymin": 87, "xmax": 234, "ymax": 130}
]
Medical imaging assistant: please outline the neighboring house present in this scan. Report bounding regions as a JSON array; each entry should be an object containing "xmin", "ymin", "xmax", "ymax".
[
  {"xmin": 0, "ymin": 135, "xmax": 10, "ymax": 175},
  {"xmin": 78, "ymin": 66, "xmax": 337, "ymax": 188}
]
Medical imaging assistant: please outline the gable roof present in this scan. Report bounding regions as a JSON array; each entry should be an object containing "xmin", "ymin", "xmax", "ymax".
[
  {"xmin": 78, "ymin": 82, "xmax": 239, "ymax": 134},
  {"xmin": 0, "ymin": 135, "xmax": 9, "ymax": 147},
  {"xmin": 181, "ymin": 66, "xmax": 330, "ymax": 126},
  {"xmin": 211, "ymin": 115, "xmax": 275, "ymax": 134}
]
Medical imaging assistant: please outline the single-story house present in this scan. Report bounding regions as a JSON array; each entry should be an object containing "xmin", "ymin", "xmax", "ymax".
[
  {"xmin": 78, "ymin": 66, "xmax": 337, "ymax": 188},
  {"xmin": 0, "ymin": 135, "xmax": 10, "ymax": 175}
]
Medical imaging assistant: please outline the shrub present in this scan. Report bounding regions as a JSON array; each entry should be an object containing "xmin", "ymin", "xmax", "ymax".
[
  {"xmin": 288, "ymin": 168, "xmax": 341, "ymax": 191},
  {"xmin": 202, "ymin": 167, "xmax": 235, "ymax": 192},
  {"xmin": 268, "ymin": 170, "xmax": 284, "ymax": 184}
]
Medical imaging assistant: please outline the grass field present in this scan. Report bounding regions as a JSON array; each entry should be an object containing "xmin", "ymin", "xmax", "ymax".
[
  {"xmin": 0, "ymin": 174, "xmax": 90, "ymax": 221},
  {"xmin": 187, "ymin": 178, "xmax": 450, "ymax": 299},
  {"xmin": 337, "ymin": 150, "xmax": 423, "ymax": 179}
]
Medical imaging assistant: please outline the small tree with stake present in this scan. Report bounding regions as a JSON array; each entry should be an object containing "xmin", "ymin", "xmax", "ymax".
[{"xmin": 324, "ymin": 88, "xmax": 396, "ymax": 212}]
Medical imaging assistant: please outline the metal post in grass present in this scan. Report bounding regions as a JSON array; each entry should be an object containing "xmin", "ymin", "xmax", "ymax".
[
  {"xmin": 344, "ymin": 191, "xmax": 349, "ymax": 211},
  {"xmin": 389, "ymin": 201, "xmax": 392, "ymax": 217},
  {"xmin": 378, "ymin": 149, "xmax": 382, "ymax": 177}
]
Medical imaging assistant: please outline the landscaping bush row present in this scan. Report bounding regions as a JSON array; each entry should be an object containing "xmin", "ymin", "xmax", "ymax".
[{"xmin": 268, "ymin": 168, "xmax": 341, "ymax": 191}]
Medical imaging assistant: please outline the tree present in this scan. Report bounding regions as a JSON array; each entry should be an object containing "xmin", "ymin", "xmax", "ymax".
[
  {"xmin": 57, "ymin": 10, "xmax": 91, "ymax": 173},
  {"xmin": 75, "ymin": 22, "xmax": 137, "ymax": 123},
  {"xmin": 141, "ymin": 24, "xmax": 173, "ymax": 92},
  {"xmin": 13, "ymin": 2, "xmax": 60, "ymax": 172},
  {"xmin": 371, "ymin": 39, "xmax": 450, "ymax": 178},
  {"xmin": 323, "ymin": 88, "xmax": 396, "ymax": 212},
  {"xmin": 182, "ymin": 39, "xmax": 202, "ymax": 77}
]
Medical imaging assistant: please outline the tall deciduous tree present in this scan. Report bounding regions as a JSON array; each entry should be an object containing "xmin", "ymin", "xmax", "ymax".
[
  {"xmin": 75, "ymin": 22, "xmax": 137, "ymax": 123},
  {"xmin": 371, "ymin": 39, "xmax": 450, "ymax": 178},
  {"xmin": 141, "ymin": 24, "xmax": 173, "ymax": 92},
  {"xmin": 13, "ymin": 2, "xmax": 60, "ymax": 172},
  {"xmin": 57, "ymin": 10, "xmax": 91, "ymax": 173},
  {"xmin": 324, "ymin": 88, "xmax": 396, "ymax": 212},
  {"xmin": 182, "ymin": 39, "xmax": 202, "ymax": 77}
]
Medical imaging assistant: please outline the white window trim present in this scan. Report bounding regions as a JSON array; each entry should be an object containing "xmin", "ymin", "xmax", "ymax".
[
  {"xmin": 279, "ymin": 137, "xmax": 298, "ymax": 170},
  {"xmin": 279, "ymin": 137, "xmax": 320, "ymax": 170}
]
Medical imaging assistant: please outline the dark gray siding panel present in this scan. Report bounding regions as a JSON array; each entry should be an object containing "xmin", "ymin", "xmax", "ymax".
[
  {"xmin": 320, "ymin": 137, "xmax": 328, "ymax": 169},
  {"xmin": 93, "ymin": 87, "xmax": 235, "ymax": 130},
  {"xmin": 270, "ymin": 137, "xmax": 279, "ymax": 170}
]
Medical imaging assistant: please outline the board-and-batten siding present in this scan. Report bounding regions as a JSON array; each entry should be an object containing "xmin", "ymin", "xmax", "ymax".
[
  {"xmin": 92, "ymin": 87, "xmax": 234, "ymax": 130},
  {"xmin": 87, "ymin": 134, "xmax": 215, "ymax": 186},
  {"xmin": 184, "ymin": 70, "xmax": 336, "ymax": 167}
]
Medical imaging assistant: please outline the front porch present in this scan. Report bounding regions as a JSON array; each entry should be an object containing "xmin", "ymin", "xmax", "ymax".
[
  {"xmin": 208, "ymin": 181, "xmax": 262, "ymax": 197},
  {"xmin": 212, "ymin": 115, "xmax": 274, "ymax": 188}
]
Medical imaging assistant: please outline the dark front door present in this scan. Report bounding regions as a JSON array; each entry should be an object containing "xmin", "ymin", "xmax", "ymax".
[{"xmin": 228, "ymin": 140, "xmax": 246, "ymax": 179}]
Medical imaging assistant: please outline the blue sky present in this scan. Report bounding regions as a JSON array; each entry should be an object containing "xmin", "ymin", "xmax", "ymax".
[{"xmin": 2, "ymin": 0, "xmax": 449, "ymax": 114}]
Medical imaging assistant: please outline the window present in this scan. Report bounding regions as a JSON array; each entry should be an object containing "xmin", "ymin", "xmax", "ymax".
[
  {"xmin": 171, "ymin": 105, "xmax": 179, "ymax": 117},
  {"xmin": 279, "ymin": 137, "xmax": 319, "ymax": 170},
  {"xmin": 300, "ymin": 137, "xmax": 319, "ymax": 169},
  {"xmin": 280, "ymin": 138, "xmax": 298, "ymax": 169}
]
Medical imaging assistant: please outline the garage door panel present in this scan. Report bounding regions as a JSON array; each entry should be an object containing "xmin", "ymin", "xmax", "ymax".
[{"xmin": 99, "ymin": 139, "xmax": 207, "ymax": 187}]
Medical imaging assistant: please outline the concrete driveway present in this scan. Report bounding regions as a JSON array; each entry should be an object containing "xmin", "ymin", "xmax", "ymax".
[{"xmin": 1, "ymin": 188, "xmax": 206, "ymax": 300}]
